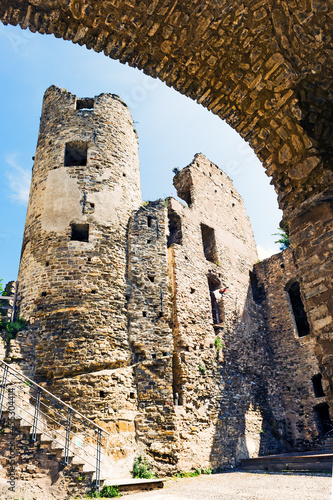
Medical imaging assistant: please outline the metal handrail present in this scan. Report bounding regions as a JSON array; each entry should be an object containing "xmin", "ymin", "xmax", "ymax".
[
  {"xmin": 0, "ymin": 360, "xmax": 110, "ymax": 490},
  {"xmin": 1, "ymin": 392, "xmax": 99, "ymax": 472},
  {"xmin": 1, "ymin": 391, "xmax": 99, "ymax": 470},
  {"xmin": 2, "ymin": 381, "xmax": 102, "ymax": 452},
  {"xmin": 0, "ymin": 361, "xmax": 108, "ymax": 434},
  {"xmin": 6, "ymin": 379, "xmax": 101, "ymax": 444}
]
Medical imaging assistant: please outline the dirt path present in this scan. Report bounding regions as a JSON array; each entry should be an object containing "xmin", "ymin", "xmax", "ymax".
[{"xmin": 121, "ymin": 471, "xmax": 331, "ymax": 500}]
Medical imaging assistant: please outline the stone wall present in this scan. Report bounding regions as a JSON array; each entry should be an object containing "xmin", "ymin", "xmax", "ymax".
[
  {"xmin": 168, "ymin": 154, "xmax": 284, "ymax": 469},
  {"xmin": 17, "ymin": 85, "xmax": 141, "ymax": 381},
  {"xmin": 15, "ymin": 86, "xmax": 142, "ymax": 473},
  {"xmin": 254, "ymin": 248, "xmax": 327, "ymax": 448},
  {"xmin": 127, "ymin": 200, "xmax": 177, "ymax": 474}
]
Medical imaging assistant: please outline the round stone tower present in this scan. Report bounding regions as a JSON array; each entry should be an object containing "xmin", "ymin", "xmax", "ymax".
[{"xmin": 17, "ymin": 85, "xmax": 142, "ymax": 382}]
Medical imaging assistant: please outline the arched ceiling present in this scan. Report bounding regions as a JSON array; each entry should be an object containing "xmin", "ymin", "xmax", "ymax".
[{"xmin": 1, "ymin": 0, "xmax": 332, "ymax": 216}]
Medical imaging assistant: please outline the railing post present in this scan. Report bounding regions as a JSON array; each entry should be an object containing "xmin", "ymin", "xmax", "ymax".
[
  {"xmin": 0, "ymin": 364, "xmax": 8, "ymax": 419},
  {"xmin": 64, "ymin": 407, "xmax": 72, "ymax": 464},
  {"xmin": 32, "ymin": 387, "xmax": 41, "ymax": 441},
  {"xmin": 95, "ymin": 427, "xmax": 102, "ymax": 491}
]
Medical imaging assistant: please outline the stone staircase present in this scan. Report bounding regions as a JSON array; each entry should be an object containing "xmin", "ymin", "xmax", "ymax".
[{"xmin": 0, "ymin": 360, "xmax": 165, "ymax": 497}]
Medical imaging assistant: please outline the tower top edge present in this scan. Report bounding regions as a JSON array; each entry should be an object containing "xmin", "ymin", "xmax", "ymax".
[{"xmin": 44, "ymin": 85, "xmax": 129, "ymax": 108}]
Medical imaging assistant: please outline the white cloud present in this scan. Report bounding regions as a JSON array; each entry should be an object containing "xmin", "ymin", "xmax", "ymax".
[
  {"xmin": 257, "ymin": 245, "xmax": 278, "ymax": 261},
  {"xmin": 5, "ymin": 153, "xmax": 31, "ymax": 205}
]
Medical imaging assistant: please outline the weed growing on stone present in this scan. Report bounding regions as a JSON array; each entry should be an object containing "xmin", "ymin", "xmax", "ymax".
[
  {"xmin": 86, "ymin": 484, "xmax": 120, "ymax": 498},
  {"xmin": 175, "ymin": 467, "xmax": 212, "ymax": 478},
  {"xmin": 132, "ymin": 455, "xmax": 155, "ymax": 479},
  {"xmin": 2, "ymin": 317, "xmax": 27, "ymax": 338},
  {"xmin": 198, "ymin": 364, "xmax": 206, "ymax": 374},
  {"xmin": 214, "ymin": 337, "xmax": 224, "ymax": 351}
]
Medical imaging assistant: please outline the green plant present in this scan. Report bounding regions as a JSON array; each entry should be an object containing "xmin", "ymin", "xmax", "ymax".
[
  {"xmin": 203, "ymin": 467, "xmax": 212, "ymax": 474},
  {"xmin": 86, "ymin": 485, "xmax": 120, "ymax": 498},
  {"xmin": 198, "ymin": 364, "xmax": 206, "ymax": 375},
  {"xmin": 273, "ymin": 228, "xmax": 290, "ymax": 250},
  {"xmin": 77, "ymin": 475, "xmax": 83, "ymax": 482},
  {"xmin": 132, "ymin": 455, "xmax": 155, "ymax": 479},
  {"xmin": 175, "ymin": 467, "xmax": 206, "ymax": 478},
  {"xmin": 4, "ymin": 317, "xmax": 27, "ymax": 336},
  {"xmin": 214, "ymin": 337, "xmax": 224, "ymax": 351},
  {"xmin": 142, "ymin": 201, "xmax": 149, "ymax": 207}
]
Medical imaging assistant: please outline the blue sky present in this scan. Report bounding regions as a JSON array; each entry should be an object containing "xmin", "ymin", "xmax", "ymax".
[{"xmin": 0, "ymin": 24, "xmax": 282, "ymax": 286}]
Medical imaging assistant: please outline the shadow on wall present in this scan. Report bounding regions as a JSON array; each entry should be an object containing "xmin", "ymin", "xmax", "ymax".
[{"xmin": 209, "ymin": 282, "xmax": 289, "ymax": 469}]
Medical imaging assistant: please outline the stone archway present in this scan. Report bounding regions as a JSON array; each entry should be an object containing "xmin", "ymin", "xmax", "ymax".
[{"xmin": 1, "ymin": 0, "xmax": 332, "ymax": 406}]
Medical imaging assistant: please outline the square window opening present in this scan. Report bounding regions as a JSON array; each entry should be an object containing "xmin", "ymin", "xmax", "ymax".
[
  {"xmin": 76, "ymin": 98, "xmax": 94, "ymax": 110},
  {"xmin": 65, "ymin": 142, "xmax": 88, "ymax": 167},
  {"xmin": 71, "ymin": 223, "xmax": 89, "ymax": 242}
]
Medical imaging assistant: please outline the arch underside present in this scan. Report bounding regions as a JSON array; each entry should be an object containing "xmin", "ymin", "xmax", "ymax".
[{"xmin": 0, "ymin": 0, "xmax": 332, "ymax": 217}]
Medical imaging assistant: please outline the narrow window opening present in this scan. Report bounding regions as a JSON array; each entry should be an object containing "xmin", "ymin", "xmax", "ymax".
[
  {"xmin": 71, "ymin": 223, "xmax": 89, "ymax": 242},
  {"xmin": 286, "ymin": 281, "xmax": 310, "ymax": 337},
  {"xmin": 314, "ymin": 403, "xmax": 333, "ymax": 435},
  {"xmin": 148, "ymin": 275, "xmax": 155, "ymax": 283},
  {"xmin": 143, "ymin": 311, "xmax": 147, "ymax": 317},
  {"xmin": 99, "ymin": 390, "xmax": 105, "ymax": 398},
  {"xmin": 147, "ymin": 240, "xmax": 151, "ymax": 244},
  {"xmin": 201, "ymin": 223, "xmax": 218, "ymax": 263},
  {"xmin": 312, "ymin": 374, "xmax": 325, "ymax": 398},
  {"xmin": 208, "ymin": 276, "xmax": 225, "ymax": 325},
  {"xmin": 41, "ymin": 292, "xmax": 47, "ymax": 297},
  {"xmin": 64, "ymin": 141, "xmax": 88, "ymax": 166},
  {"xmin": 76, "ymin": 98, "xmax": 94, "ymax": 110},
  {"xmin": 45, "ymin": 261, "xmax": 49, "ymax": 267},
  {"xmin": 130, "ymin": 392, "xmax": 135, "ymax": 399},
  {"xmin": 172, "ymin": 354, "xmax": 184, "ymax": 406},
  {"xmin": 190, "ymin": 288, "xmax": 195, "ymax": 294},
  {"xmin": 249, "ymin": 270, "xmax": 265, "ymax": 304},
  {"xmin": 167, "ymin": 208, "xmax": 183, "ymax": 247},
  {"xmin": 147, "ymin": 216, "xmax": 153, "ymax": 227}
]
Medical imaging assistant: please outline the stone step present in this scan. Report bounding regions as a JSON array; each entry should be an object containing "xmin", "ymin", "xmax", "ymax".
[
  {"xmin": 241, "ymin": 452, "xmax": 333, "ymax": 473},
  {"xmin": 104, "ymin": 478, "xmax": 165, "ymax": 494}
]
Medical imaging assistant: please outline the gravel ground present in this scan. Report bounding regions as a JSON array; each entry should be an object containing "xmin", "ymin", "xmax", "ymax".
[{"xmin": 121, "ymin": 471, "xmax": 331, "ymax": 500}]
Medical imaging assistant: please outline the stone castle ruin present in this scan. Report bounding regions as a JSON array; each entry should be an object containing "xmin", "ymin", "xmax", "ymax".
[{"xmin": 3, "ymin": 85, "xmax": 330, "ymax": 479}]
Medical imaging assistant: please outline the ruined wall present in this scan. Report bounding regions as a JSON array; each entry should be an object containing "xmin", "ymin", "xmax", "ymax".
[
  {"xmin": 127, "ymin": 200, "xmax": 177, "ymax": 474},
  {"xmin": 254, "ymin": 249, "xmax": 327, "ymax": 448},
  {"xmin": 167, "ymin": 154, "xmax": 284, "ymax": 470}
]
